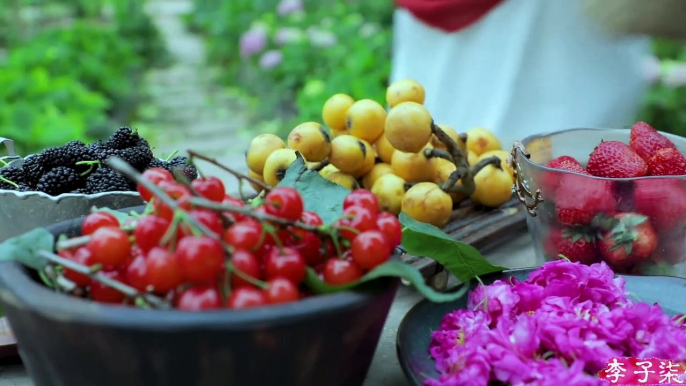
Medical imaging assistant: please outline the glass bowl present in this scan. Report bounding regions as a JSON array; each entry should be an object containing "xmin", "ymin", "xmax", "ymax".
[{"xmin": 510, "ymin": 127, "xmax": 686, "ymax": 278}]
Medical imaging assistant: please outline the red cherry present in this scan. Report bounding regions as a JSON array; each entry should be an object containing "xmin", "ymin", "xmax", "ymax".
[
  {"xmin": 152, "ymin": 181, "xmax": 192, "ymax": 221},
  {"xmin": 178, "ymin": 209, "xmax": 223, "ymax": 238},
  {"xmin": 300, "ymin": 211, "xmax": 323, "ymax": 226},
  {"xmin": 145, "ymin": 247, "xmax": 184, "ymax": 293},
  {"xmin": 227, "ymin": 287, "xmax": 267, "ymax": 309},
  {"xmin": 63, "ymin": 247, "xmax": 94, "ymax": 286},
  {"xmin": 323, "ymin": 258, "xmax": 363, "ymax": 286},
  {"xmin": 289, "ymin": 228, "xmax": 323, "ymax": 266},
  {"xmin": 263, "ymin": 247, "xmax": 306, "ymax": 284},
  {"xmin": 230, "ymin": 250, "xmax": 261, "ymax": 288},
  {"xmin": 176, "ymin": 286, "xmax": 222, "ymax": 310},
  {"xmin": 176, "ymin": 236, "xmax": 225, "ymax": 283},
  {"xmin": 351, "ymin": 230, "xmax": 391, "ymax": 270},
  {"xmin": 223, "ymin": 219, "xmax": 263, "ymax": 251},
  {"xmin": 336, "ymin": 206, "xmax": 377, "ymax": 240},
  {"xmin": 222, "ymin": 195, "xmax": 247, "ymax": 222},
  {"xmin": 90, "ymin": 271, "xmax": 127, "ymax": 304},
  {"xmin": 81, "ymin": 212, "xmax": 119, "ymax": 236},
  {"xmin": 134, "ymin": 215, "xmax": 170, "ymax": 253},
  {"xmin": 124, "ymin": 255, "xmax": 148, "ymax": 292},
  {"xmin": 344, "ymin": 189, "xmax": 380, "ymax": 214},
  {"xmin": 191, "ymin": 177, "xmax": 226, "ymax": 202},
  {"xmin": 264, "ymin": 278, "xmax": 299, "ymax": 305},
  {"xmin": 376, "ymin": 212, "xmax": 402, "ymax": 248},
  {"xmin": 88, "ymin": 226, "xmax": 131, "ymax": 267},
  {"xmin": 264, "ymin": 187, "xmax": 304, "ymax": 221},
  {"xmin": 138, "ymin": 168, "xmax": 174, "ymax": 202}
]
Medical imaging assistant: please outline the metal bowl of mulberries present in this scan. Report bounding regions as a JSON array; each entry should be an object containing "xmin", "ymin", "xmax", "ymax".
[{"xmin": 0, "ymin": 128, "xmax": 199, "ymax": 242}]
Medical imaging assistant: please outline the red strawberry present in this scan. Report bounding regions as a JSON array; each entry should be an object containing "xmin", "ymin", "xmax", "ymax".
[
  {"xmin": 540, "ymin": 156, "xmax": 589, "ymax": 197},
  {"xmin": 633, "ymin": 179, "xmax": 686, "ymax": 231},
  {"xmin": 587, "ymin": 141, "xmax": 648, "ymax": 178},
  {"xmin": 629, "ymin": 121, "xmax": 676, "ymax": 161},
  {"xmin": 647, "ymin": 147, "xmax": 686, "ymax": 176},
  {"xmin": 555, "ymin": 174, "xmax": 615, "ymax": 226},
  {"xmin": 543, "ymin": 227, "xmax": 598, "ymax": 265},
  {"xmin": 597, "ymin": 213, "xmax": 658, "ymax": 269}
]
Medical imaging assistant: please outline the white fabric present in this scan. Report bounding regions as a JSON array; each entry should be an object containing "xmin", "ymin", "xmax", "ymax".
[{"xmin": 390, "ymin": 0, "xmax": 652, "ymax": 147}]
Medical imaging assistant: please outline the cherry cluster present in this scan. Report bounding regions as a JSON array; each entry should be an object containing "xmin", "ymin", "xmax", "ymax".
[{"xmin": 55, "ymin": 167, "xmax": 402, "ymax": 311}]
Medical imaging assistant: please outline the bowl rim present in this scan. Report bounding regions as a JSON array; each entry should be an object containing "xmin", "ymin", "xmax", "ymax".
[
  {"xmin": 515, "ymin": 127, "xmax": 686, "ymax": 182},
  {"xmin": 0, "ymin": 259, "xmax": 396, "ymax": 328},
  {"xmin": 0, "ymin": 213, "xmax": 398, "ymax": 328}
]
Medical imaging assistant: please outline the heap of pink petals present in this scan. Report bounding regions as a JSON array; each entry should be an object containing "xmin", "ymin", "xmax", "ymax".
[{"xmin": 427, "ymin": 260, "xmax": 686, "ymax": 386}]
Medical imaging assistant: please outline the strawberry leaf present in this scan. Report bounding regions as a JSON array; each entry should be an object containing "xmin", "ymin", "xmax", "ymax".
[
  {"xmin": 399, "ymin": 212, "xmax": 506, "ymax": 282},
  {"xmin": 277, "ymin": 152, "xmax": 351, "ymax": 225},
  {"xmin": 303, "ymin": 260, "xmax": 470, "ymax": 303},
  {"xmin": 0, "ymin": 228, "xmax": 53, "ymax": 271}
]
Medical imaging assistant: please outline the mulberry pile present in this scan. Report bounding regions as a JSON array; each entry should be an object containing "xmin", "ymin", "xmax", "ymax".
[{"xmin": 0, "ymin": 127, "xmax": 198, "ymax": 196}]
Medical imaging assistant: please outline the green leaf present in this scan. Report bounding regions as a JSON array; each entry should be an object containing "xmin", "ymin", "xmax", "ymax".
[
  {"xmin": 90, "ymin": 206, "xmax": 132, "ymax": 224},
  {"xmin": 304, "ymin": 260, "xmax": 470, "ymax": 302},
  {"xmin": 277, "ymin": 153, "xmax": 350, "ymax": 225},
  {"xmin": 399, "ymin": 213, "xmax": 506, "ymax": 282},
  {"xmin": 0, "ymin": 228, "xmax": 54, "ymax": 270}
]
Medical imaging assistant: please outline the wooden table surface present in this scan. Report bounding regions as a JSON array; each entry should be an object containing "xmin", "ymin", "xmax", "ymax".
[{"xmin": 0, "ymin": 231, "xmax": 539, "ymax": 386}]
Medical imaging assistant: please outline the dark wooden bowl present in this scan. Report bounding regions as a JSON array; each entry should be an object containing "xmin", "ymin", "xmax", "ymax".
[{"xmin": 0, "ymin": 209, "xmax": 399, "ymax": 386}]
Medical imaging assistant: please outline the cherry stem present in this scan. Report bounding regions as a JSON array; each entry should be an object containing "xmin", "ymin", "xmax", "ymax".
[
  {"xmin": 187, "ymin": 150, "xmax": 271, "ymax": 192},
  {"xmin": 186, "ymin": 196, "xmax": 323, "ymax": 234},
  {"xmin": 0, "ymin": 175, "xmax": 18, "ymax": 189},
  {"xmin": 107, "ymin": 157, "xmax": 222, "ymax": 241},
  {"xmin": 227, "ymin": 262, "xmax": 269, "ymax": 290},
  {"xmin": 160, "ymin": 213, "xmax": 182, "ymax": 248},
  {"xmin": 56, "ymin": 235, "xmax": 91, "ymax": 251},
  {"xmin": 37, "ymin": 250, "xmax": 171, "ymax": 309},
  {"xmin": 335, "ymin": 225, "xmax": 360, "ymax": 236}
]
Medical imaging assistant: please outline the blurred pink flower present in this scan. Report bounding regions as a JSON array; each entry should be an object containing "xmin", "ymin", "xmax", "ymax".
[
  {"xmin": 425, "ymin": 346, "xmax": 491, "ymax": 386},
  {"xmin": 258, "ymin": 50, "xmax": 283, "ymax": 69},
  {"xmin": 277, "ymin": 0, "xmax": 303, "ymax": 16},
  {"xmin": 642, "ymin": 56, "xmax": 662, "ymax": 84},
  {"xmin": 527, "ymin": 359, "xmax": 606, "ymax": 386},
  {"xmin": 239, "ymin": 29, "xmax": 267, "ymax": 59},
  {"xmin": 274, "ymin": 27, "xmax": 304, "ymax": 46},
  {"xmin": 663, "ymin": 62, "xmax": 686, "ymax": 88},
  {"xmin": 468, "ymin": 280, "xmax": 519, "ymax": 321},
  {"xmin": 307, "ymin": 28, "xmax": 337, "ymax": 48}
]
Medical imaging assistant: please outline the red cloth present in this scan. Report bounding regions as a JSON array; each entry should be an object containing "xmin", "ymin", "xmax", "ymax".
[{"xmin": 396, "ymin": 0, "xmax": 504, "ymax": 33}]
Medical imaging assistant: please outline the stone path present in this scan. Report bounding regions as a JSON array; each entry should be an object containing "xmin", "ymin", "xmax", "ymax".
[{"xmin": 142, "ymin": 0, "xmax": 255, "ymax": 195}]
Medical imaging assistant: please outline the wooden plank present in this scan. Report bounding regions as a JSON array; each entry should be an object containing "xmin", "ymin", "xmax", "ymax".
[{"xmin": 400, "ymin": 196, "xmax": 528, "ymax": 277}]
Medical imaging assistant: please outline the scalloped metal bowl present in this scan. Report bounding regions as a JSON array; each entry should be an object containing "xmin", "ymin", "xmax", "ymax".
[
  {"xmin": 0, "ymin": 152, "xmax": 144, "ymax": 241},
  {"xmin": 511, "ymin": 127, "xmax": 686, "ymax": 277}
]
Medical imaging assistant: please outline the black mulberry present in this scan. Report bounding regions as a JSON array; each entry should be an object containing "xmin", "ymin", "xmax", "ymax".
[
  {"xmin": 0, "ymin": 166, "xmax": 29, "ymax": 187},
  {"xmin": 86, "ymin": 167, "xmax": 132, "ymax": 193},
  {"xmin": 119, "ymin": 144, "xmax": 154, "ymax": 171},
  {"xmin": 21, "ymin": 155, "xmax": 46, "ymax": 186},
  {"xmin": 36, "ymin": 167, "xmax": 84, "ymax": 196},
  {"xmin": 146, "ymin": 158, "xmax": 170, "ymax": 170},
  {"xmin": 107, "ymin": 127, "xmax": 141, "ymax": 150},
  {"xmin": 87, "ymin": 141, "xmax": 119, "ymax": 163},
  {"xmin": 168, "ymin": 156, "xmax": 198, "ymax": 181},
  {"xmin": 41, "ymin": 141, "xmax": 91, "ymax": 171}
]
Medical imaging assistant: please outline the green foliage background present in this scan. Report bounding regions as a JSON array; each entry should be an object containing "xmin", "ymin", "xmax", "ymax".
[
  {"xmin": 0, "ymin": 0, "xmax": 168, "ymax": 156},
  {"xmin": 2, "ymin": 0, "xmax": 686, "ymax": 157},
  {"xmin": 187, "ymin": 0, "xmax": 686, "ymax": 139}
]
